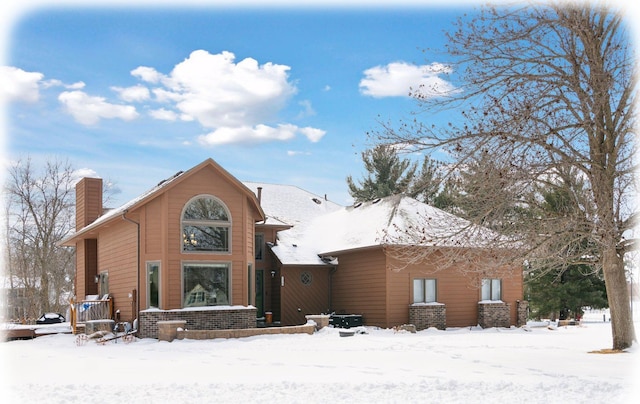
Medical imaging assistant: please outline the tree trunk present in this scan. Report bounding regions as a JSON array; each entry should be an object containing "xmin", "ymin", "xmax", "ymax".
[{"xmin": 602, "ymin": 246, "xmax": 635, "ymax": 350}]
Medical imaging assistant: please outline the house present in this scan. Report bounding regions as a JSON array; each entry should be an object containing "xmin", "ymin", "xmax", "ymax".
[
  {"xmin": 268, "ymin": 194, "xmax": 527, "ymax": 329},
  {"xmin": 62, "ymin": 158, "xmax": 526, "ymax": 338}
]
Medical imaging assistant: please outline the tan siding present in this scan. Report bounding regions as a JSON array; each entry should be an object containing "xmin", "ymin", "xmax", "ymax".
[
  {"xmin": 387, "ymin": 268, "xmax": 410, "ymax": 327},
  {"xmin": 97, "ymin": 221, "xmax": 138, "ymax": 322},
  {"xmin": 146, "ymin": 165, "xmax": 263, "ymax": 310},
  {"xmin": 144, "ymin": 198, "xmax": 163, "ymax": 255},
  {"xmin": 331, "ymin": 248, "xmax": 388, "ymax": 327},
  {"xmin": 386, "ymin": 249, "xmax": 524, "ymax": 327}
]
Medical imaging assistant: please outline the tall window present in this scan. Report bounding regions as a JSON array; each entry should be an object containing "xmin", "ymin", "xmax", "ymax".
[
  {"xmin": 255, "ymin": 233, "xmax": 264, "ymax": 260},
  {"xmin": 182, "ymin": 195, "xmax": 231, "ymax": 252},
  {"xmin": 413, "ymin": 278, "xmax": 437, "ymax": 303},
  {"xmin": 481, "ymin": 278, "xmax": 502, "ymax": 301},
  {"xmin": 183, "ymin": 262, "xmax": 230, "ymax": 307},
  {"xmin": 147, "ymin": 262, "xmax": 160, "ymax": 309}
]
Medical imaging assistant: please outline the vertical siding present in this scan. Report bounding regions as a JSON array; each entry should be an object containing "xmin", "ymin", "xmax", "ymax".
[{"xmin": 331, "ymin": 248, "xmax": 388, "ymax": 327}]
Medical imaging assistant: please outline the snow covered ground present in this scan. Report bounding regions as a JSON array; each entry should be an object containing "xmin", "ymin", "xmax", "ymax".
[{"xmin": 1, "ymin": 310, "xmax": 638, "ymax": 404}]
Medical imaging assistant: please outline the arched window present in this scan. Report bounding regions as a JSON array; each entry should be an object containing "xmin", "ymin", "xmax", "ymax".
[{"xmin": 182, "ymin": 195, "xmax": 231, "ymax": 252}]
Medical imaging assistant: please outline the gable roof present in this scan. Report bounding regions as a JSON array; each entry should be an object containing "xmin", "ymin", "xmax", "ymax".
[
  {"xmin": 61, "ymin": 158, "xmax": 264, "ymax": 245},
  {"xmin": 270, "ymin": 194, "xmax": 510, "ymax": 266}
]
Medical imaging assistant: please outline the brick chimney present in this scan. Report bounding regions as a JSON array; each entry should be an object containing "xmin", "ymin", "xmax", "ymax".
[{"xmin": 76, "ymin": 177, "xmax": 103, "ymax": 230}]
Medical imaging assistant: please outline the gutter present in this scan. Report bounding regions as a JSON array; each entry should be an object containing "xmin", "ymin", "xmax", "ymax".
[{"xmin": 122, "ymin": 209, "xmax": 140, "ymax": 328}]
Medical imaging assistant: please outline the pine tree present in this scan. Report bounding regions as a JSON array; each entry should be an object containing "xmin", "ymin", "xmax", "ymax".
[{"xmin": 346, "ymin": 145, "xmax": 417, "ymax": 202}]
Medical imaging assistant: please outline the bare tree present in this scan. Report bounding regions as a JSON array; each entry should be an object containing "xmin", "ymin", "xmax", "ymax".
[
  {"xmin": 375, "ymin": 3, "xmax": 637, "ymax": 349},
  {"xmin": 4, "ymin": 157, "xmax": 76, "ymax": 318}
]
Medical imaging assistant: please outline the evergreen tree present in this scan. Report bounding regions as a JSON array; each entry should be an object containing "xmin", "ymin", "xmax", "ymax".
[
  {"xmin": 526, "ymin": 171, "xmax": 607, "ymax": 320},
  {"xmin": 347, "ymin": 144, "xmax": 444, "ymax": 203},
  {"xmin": 346, "ymin": 145, "xmax": 417, "ymax": 202},
  {"xmin": 526, "ymin": 265, "xmax": 608, "ymax": 320}
]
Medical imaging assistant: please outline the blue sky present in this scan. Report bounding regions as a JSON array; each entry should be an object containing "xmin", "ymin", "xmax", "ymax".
[
  {"xmin": 3, "ymin": 1, "xmax": 635, "ymax": 208},
  {"xmin": 1, "ymin": 1, "xmax": 470, "ymax": 207}
]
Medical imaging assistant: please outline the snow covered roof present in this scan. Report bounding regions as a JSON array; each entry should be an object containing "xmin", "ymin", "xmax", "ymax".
[
  {"xmin": 242, "ymin": 181, "xmax": 343, "ymax": 228},
  {"xmin": 271, "ymin": 194, "xmax": 510, "ymax": 266}
]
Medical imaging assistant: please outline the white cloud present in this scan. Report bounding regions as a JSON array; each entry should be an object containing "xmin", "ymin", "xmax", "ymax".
[
  {"xmin": 299, "ymin": 126, "xmax": 326, "ymax": 142},
  {"xmin": 359, "ymin": 61, "xmax": 456, "ymax": 98},
  {"xmin": 149, "ymin": 108, "xmax": 178, "ymax": 121},
  {"xmin": 296, "ymin": 100, "xmax": 316, "ymax": 119},
  {"xmin": 198, "ymin": 124, "xmax": 299, "ymax": 146},
  {"xmin": 58, "ymin": 90, "xmax": 139, "ymax": 125},
  {"xmin": 72, "ymin": 167, "xmax": 99, "ymax": 182},
  {"xmin": 197, "ymin": 123, "xmax": 326, "ymax": 146},
  {"xmin": 128, "ymin": 50, "xmax": 326, "ymax": 147},
  {"xmin": 131, "ymin": 66, "xmax": 164, "ymax": 84},
  {"xmin": 157, "ymin": 50, "xmax": 297, "ymax": 128},
  {"xmin": 41, "ymin": 79, "xmax": 85, "ymax": 90},
  {"xmin": 0, "ymin": 66, "xmax": 43, "ymax": 103},
  {"xmin": 287, "ymin": 150, "xmax": 311, "ymax": 156},
  {"xmin": 111, "ymin": 85, "xmax": 150, "ymax": 102}
]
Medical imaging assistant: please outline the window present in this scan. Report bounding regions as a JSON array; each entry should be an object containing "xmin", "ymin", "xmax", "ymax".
[
  {"xmin": 413, "ymin": 278, "xmax": 437, "ymax": 303},
  {"xmin": 183, "ymin": 262, "xmax": 230, "ymax": 307},
  {"xmin": 481, "ymin": 278, "xmax": 502, "ymax": 301},
  {"xmin": 182, "ymin": 195, "xmax": 231, "ymax": 252},
  {"xmin": 97, "ymin": 272, "xmax": 109, "ymax": 296},
  {"xmin": 300, "ymin": 271, "xmax": 313, "ymax": 286},
  {"xmin": 147, "ymin": 262, "xmax": 160, "ymax": 309},
  {"xmin": 255, "ymin": 233, "xmax": 264, "ymax": 260}
]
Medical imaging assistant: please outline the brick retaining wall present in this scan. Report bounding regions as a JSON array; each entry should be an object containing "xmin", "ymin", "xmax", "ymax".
[
  {"xmin": 409, "ymin": 303, "xmax": 446, "ymax": 330},
  {"xmin": 139, "ymin": 306, "xmax": 257, "ymax": 339}
]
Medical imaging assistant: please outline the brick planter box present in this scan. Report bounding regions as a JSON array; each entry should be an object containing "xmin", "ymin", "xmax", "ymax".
[
  {"xmin": 409, "ymin": 303, "xmax": 446, "ymax": 330},
  {"xmin": 139, "ymin": 306, "xmax": 257, "ymax": 339},
  {"xmin": 477, "ymin": 302, "xmax": 511, "ymax": 328}
]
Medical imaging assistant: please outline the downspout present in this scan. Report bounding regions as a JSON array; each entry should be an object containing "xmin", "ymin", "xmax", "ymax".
[{"xmin": 122, "ymin": 209, "xmax": 140, "ymax": 327}]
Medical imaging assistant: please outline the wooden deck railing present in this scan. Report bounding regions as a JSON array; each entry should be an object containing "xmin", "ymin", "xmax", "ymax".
[{"xmin": 69, "ymin": 297, "xmax": 113, "ymax": 334}]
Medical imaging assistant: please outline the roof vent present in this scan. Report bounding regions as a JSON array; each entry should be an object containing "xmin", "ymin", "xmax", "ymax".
[
  {"xmin": 372, "ymin": 198, "xmax": 382, "ymax": 204},
  {"xmin": 311, "ymin": 197, "xmax": 322, "ymax": 205},
  {"xmin": 353, "ymin": 202, "xmax": 363, "ymax": 208}
]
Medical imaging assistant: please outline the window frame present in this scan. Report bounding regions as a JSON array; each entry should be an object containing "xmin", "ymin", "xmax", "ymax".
[
  {"xmin": 481, "ymin": 278, "xmax": 502, "ymax": 301},
  {"xmin": 181, "ymin": 195, "xmax": 232, "ymax": 254},
  {"xmin": 412, "ymin": 278, "xmax": 437, "ymax": 304},
  {"xmin": 181, "ymin": 261, "xmax": 232, "ymax": 308}
]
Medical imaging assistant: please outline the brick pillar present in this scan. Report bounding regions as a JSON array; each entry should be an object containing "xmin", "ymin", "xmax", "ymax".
[{"xmin": 516, "ymin": 300, "xmax": 529, "ymax": 327}]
